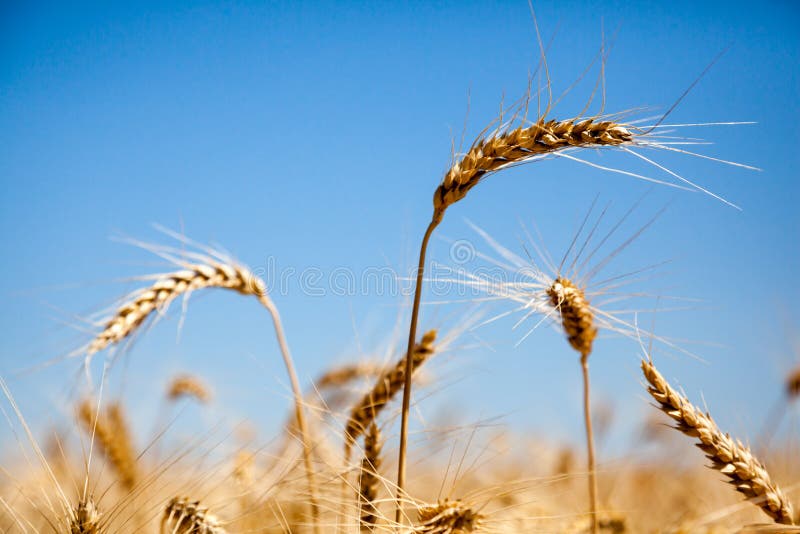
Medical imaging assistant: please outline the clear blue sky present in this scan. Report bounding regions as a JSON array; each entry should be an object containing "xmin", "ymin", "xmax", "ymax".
[{"xmin": 1, "ymin": 1, "xmax": 798, "ymax": 454}]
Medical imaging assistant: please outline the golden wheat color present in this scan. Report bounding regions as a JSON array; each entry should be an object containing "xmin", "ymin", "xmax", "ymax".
[
  {"xmin": 396, "ymin": 115, "xmax": 640, "ymax": 522},
  {"xmin": 641, "ymin": 358, "xmax": 795, "ymax": 524},
  {"xmin": 358, "ymin": 422, "xmax": 382, "ymax": 532},
  {"xmin": 345, "ymin": 329, "xmax": 437, "ymax": 460},
  {"xmin": 77, "ymin": 400, "xmax": 138, "ymax": 491},
  {"xmin": 85, "ymin": 252, "xmax": 319, "ymax": 532},
  {"xmin": 415, "ymin": 499, "xmax": 483, "ymax": 533},
  {"xmin": 167, "ymin": 374, "xmax": 212, "ymax": 403},
  {"xmin": 161, "ymin": 497, "xmax": 225, "ymax": 534},
  {"xmin": 70, "ymin": 498, "xmax": 101, "ymax": 534}
]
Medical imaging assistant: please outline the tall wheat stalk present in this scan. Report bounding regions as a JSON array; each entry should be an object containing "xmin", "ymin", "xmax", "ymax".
[{"xmin": 395, "ymin": 116, "xmax": 635, "ymax": 523}]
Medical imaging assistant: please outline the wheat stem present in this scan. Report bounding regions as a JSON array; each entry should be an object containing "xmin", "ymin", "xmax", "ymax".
[{"xmin": 581, "ymin": 353, "xmax": 599, "ymax": 534}]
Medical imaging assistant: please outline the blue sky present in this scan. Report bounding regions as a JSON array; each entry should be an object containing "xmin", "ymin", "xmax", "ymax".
[{"xmin": 1, "ymin": 1, "xmax": 798, "ymax": 456}]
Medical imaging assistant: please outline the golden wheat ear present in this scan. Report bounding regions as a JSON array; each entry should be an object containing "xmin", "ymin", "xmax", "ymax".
[
  {"xmin": 167, "ymin": 373, "xmax": 212, "ymax": 404},
  {"xmin": 344, "ymin": 329, "xmax": 437, "ymax": 461},
  {"xmin": 641, "ymin": 358, "xmax": 795, "ymax": 525},
  {"xmin": 77, "ymin": 399, "xmax": 138, "ymax": 492},
  {"xmin": 358, "ymin": 422, "xmax": 382, "ymax": 532},
  {"xmin": 414, "ymin": 499, "xmax": 484, "ymax": 533},
  {"xmin": 161, "ymin": 497, "xmax": 226, "ymax": 534},
  {"xmin": 70, "ymin": 498, "xmax": 101, "ymax": 534}
]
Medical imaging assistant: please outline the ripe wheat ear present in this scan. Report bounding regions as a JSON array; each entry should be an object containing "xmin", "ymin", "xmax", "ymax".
[{"xmin": 641, "ymin": 358, "xmax": 795, "ymax": 525}]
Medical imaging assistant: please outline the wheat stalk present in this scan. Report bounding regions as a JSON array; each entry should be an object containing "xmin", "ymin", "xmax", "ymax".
[
  {"xmin": 547, "ymin": 276, "xmax": 599, "ymax": 531},
  {"xmin": 70, "ymin": 498, "xmax": 101, "ymax": 534},
  {"xmin": 414, "ymin": 499, "xmax": 483, "ymax": 533},
  {"xmin": 86, "ymin": 251, "xmax": 320, "ymax": 533},
  {"xmin": 161, "ymin": 497, "xmax": 225, "ymax": 534},
  {"xmin": 358, "ymin": 422, "xmax": 382, "ymax": 532},
  {"xmin": 641, "ymin": 358, "xmax": 795, "ymax": 524},
  {"xmin": 395, "ymin": 115, "xmax": 637, "ymax": 521},
  {"xmin": 77, "ymin": 400, "xmax": 138, "ymax": 491},
  {"xmin": 345, "ymin": 330, "xmax": 437, "ymax": 461},
  {"xmin": 167, "ymin": 374, "xmax": 212, "ymax": 403}
]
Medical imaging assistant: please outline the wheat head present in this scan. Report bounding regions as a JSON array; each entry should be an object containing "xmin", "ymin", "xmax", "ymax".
[
  {"xmin": 641, "ymin": 358, "xmax": 795, "ymax": 524},
  {"xmin": 358, "ymin": 422, "xmax": 383, "ymax": 532},
  {"xmin": 345, "ymin": 330, "xmax": 437, "ymax": 458},
  {"xmin": 70, "ymin": 498, "xmax": 101, "ymax": 534},
  {"xmin": 787, "ymin": 367, "xmax": 800, "ymax": 400},
  {"xmin": 432, "ymin": 118, "xmax": 632, "ymax": 222},
  {"xmin": 415, "ymin": 499, "xmax": 483, "ymax": 533},
  {"xmin": 77, "ymin": 400, "xmax": 137, "ymax": 491},
  {"xmin": 161, "ymin": 497, "xmax": 226, "ymax": 534},
  {"xmin": 88, "ymin": 261, "xmax": 264, "ymax": 355},
  {"xmin": 547, "ymin": 277, "xmax": 597, "ymax": 358},
  {"xmin": 167, "ymin": 374, "xmax": 212, "ymax": 403}
]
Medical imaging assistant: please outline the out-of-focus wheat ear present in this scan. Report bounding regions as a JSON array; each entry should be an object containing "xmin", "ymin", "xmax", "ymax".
[
  {"xmin": 547, "ymin": 276, "xmax": 599, "ymax": 532},
  {"xmin": 70, "ymin": 498, "xmax": 101, "ymax": 534},
  {"xmin": 161, "ymin": 497, "xmax": 226, "ymax": 534},
  {"xmin": 167, "ymin": 374, "xmax": 212, "ymax": 403},
  {"xmin": 344, "ymin": 330, "xmax": 437, "ymax": 461},
  {"xmin": 358, "ymin": 423, "xmax": 382, "ymax": 532},
  {"xmin": 396, "ymin": 116, "xmax": 637, "ymax": 520},
  {"xmin": 641, "ymin": 358, "xmax": 795, "ymax": 525},
  {"xmin": 787, "ymin": 367, "xmax": 800, "ymax": 400},
  {"xmin": 414, "ymin": 499, "xmax": 484, "ymax": 533},
  {"xmin": 77, "ymin": 400, "xmax": 137, "ymax": 492}
]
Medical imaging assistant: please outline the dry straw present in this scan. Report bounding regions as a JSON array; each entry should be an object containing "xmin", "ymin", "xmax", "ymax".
[
  {"xmin": 358, "ymin": 422, "xmax": 383, "ymax": 532},
  {"xmin": 345, "ymin": 329, "xmax": 437, "ymax": 461},
  {"xmin": 84, "ymin": 243, "xmax": 320, "ymax": 532},
  {"xmin": 161, "ymin": 497, "xmax": 226, "ymax": 534},
  {"xmin": 641, "ymin": 358, "xmax": 795, "ymax": 524},
  {"xmin": 77, "ymin": 399, "xmax": 138, "ymax": 491}
]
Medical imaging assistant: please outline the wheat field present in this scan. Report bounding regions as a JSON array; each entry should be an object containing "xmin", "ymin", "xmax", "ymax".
[{"xmin": 1, "ymin": 3, "xmax": 798, "ymax": 533}]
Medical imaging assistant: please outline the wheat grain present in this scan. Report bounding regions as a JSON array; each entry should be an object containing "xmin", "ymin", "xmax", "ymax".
[
  {"xmin": 167, "ymin": 374, "xmax": 212, "ymax": 403},
  {"xmin": 161, "ymin": 497, "xmax": 226, "ymax": 534},
  {"xmin": 70, "ymin": 498, "xmax": 101, "ymax": 534},
  {"xmin": 358, "ymin": 422, "xmax": 382, "ymax": 532},
  {"xmin": 415, "ymin": 499, "xmax": 483, "ymax": 533},
  {"xmin": 641, "ymin": 358, "xmax": 795, "ymax": 524},
  {"xmin": 77, "ymin": 400, "xmax": 137, "ymax": 491},
  {"xmin": 345, "ymin": 330, "xmax": 436, "ymax": 459}
]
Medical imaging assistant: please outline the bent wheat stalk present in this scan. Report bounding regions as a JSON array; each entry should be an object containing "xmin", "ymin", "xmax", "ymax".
[
  {"xmin": 87, "ymin": 253, "xmax": 320, "ymax": 533},
  {"xmin": 396, "ymin": 117, "xmax": 633, "ymax": 521},
  {"xmin": 641, "ymin": 358, "xmax": 795, "ymax": 525}
]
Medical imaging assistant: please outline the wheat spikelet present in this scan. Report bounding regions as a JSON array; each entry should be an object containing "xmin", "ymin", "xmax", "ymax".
[
  {"xmin": 77, "ymin": 400, "xmax": 137, "ymax": 491},
  {"xmin": 88, "ymin": 261, "xmax": 264, "ymax": 355},
  {"xmin": 358, "ymin": 422, "xmax": 382, "ymax": 532},
  {"xmin": 345, "ymin": 330, "xmax": 437, "ymax": 458},
  {"xmin": 70, "ymin": 498, "xmax": 101, "ymax": 534},
  {"xmin": 415, "ymin": 499, "xmax": 483, "ymax": 533},
  {"xmin": 315, "ymin": 362, "xmax": 385, "ymax": 391},
  {"xmin": 547, "ymin": 277, "xmax": 597, "ymax": 358},
  {"xmin": 641, "ymin": 358, "xmax": 795, "ymax": 524},
  {"xmin": 432, "ymin": 118, "xmax": 633, "ymax": 222},
  {"xmin": 161, "ymin": 497, "xmax": 226, "ymax": 534},
  {"xmin": 167, "ymin": 374, "xmax": 212, "ymax": 403}
]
